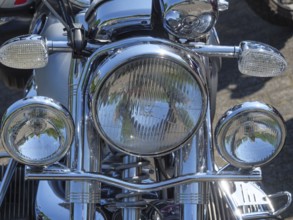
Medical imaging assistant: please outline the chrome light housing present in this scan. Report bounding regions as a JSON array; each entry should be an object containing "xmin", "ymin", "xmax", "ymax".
[
  {"xmin": 215, "ymin": 102, "xmax": 286, "ymax": 169},
  {"xmin": 0, "ymin": 35, "xmax": 48, "ymax": 69},
  {"xmin": 1, "ymin": 96, "xmax": 74, "ymax": 166},
  {"xmin": 238, "ymin": 41, "xmax": 287, "ymax": 77},
  {"xmin": 90, "ymin": 43, "xmax": 207, "ymax": 156},
  {"xmin": 160, "ymin": 0, "xmax": 218, "ymax": 39}
]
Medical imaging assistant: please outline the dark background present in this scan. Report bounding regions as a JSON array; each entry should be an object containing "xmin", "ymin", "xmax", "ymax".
[{"xmin": 0, "ymin": 1, "xmax": 292, "ymax": 218}]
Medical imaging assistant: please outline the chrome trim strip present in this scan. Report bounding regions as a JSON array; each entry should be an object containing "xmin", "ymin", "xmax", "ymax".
[
  {"xmin": 70, "ymin": 0, "xmax": 90, "ymax": 8},
  {"xmin": 268, "ymin": 191, "xmax": 292, "ymax": 217}
]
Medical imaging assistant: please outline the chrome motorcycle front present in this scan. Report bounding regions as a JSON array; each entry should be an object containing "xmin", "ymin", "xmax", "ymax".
[{"xmin": 0, "ymin": 0, "xmax": 291, "ymax": 219}]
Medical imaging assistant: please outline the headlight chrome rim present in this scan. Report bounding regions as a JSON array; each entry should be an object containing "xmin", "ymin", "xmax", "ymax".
[
  {"xmin": 215, "ymin": 102, "xmax": 286, "ymax": 169},
  {"xmin": 1, "ymin": 96, "xmax": 74, "ymax": 166},
  {"xmin": 89, "ymin": 43, "xmax": 207, "ymax": 156}
]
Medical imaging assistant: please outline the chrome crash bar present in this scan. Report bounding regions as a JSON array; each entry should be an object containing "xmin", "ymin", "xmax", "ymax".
[
  {"xmin": 25, "ymin": 164, "xmax": 262, "ymax": 192},
  {"xmin": 0, "ymin": 157, "xmax": 290, "ymax": 220}
]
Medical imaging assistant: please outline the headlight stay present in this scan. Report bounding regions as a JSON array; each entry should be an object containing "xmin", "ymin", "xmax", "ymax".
[
  {"xmin": 90, "ymin": 43, "xmax": 207, "ymax": 156},
  {"xmin": 0, "ymin": 96, "xmax": 74, "ymax": 166},
  {"xmin": 215, "ymin": 102, "xmax": 286, "ymax": 169}
]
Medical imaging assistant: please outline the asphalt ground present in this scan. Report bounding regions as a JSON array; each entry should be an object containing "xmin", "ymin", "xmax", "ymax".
[
  {"xmin": 216, "ymin": 2, "xmax": 293, "ymax": 218},
  {"xmin": 0, "ymin": 1, "xmax": 292, "ymax": 218}
]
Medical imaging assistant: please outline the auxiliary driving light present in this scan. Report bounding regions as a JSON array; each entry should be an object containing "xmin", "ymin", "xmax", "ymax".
[
  {"xmin": 215, "ymin": 102, "xmax": 286, "ymax": 169},
  {"xmin": 1, "ymin": 96, "xmax": 74, "ymax": 166}
]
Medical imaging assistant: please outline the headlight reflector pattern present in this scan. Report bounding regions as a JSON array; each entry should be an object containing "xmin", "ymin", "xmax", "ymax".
[
  {"xmin": 1, "ymin": 96, "xmax": 74, "ymax": 166},
  {"xmin": 215, "ymin": 102, "xmax": 286, "ymax": 168}
]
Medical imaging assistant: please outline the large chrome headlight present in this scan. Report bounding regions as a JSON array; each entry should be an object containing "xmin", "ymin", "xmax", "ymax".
[
  {"xmin": 215, "ymin": 102, "xmax": 286, "ymax": 168},
  {"xmin": 0, "ymin": 96, "xmax": 74, "ymax": 166},
  {"xmin": 90, "ymin": 43, "xmax": 207, "ymax": 156}
]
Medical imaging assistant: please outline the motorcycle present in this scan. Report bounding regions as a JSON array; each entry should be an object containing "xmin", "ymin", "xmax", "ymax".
[{"xmin": 0, "ymin": 0, "xmax": 291, "ymax": 219}]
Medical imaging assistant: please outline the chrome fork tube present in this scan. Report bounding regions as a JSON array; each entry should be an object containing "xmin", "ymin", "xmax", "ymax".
[
  {"xmin": 122, "ymin": 156, "xmax": 141, "ymax": 220},
  {"xmin": 67, "ymin": 58, "xmax": 103, "ymax": 220},
  {"xmin": 175, "ymin": 105, "xmax": 215, "ymax": 220},
  {"xmin": 175, "ymin": 127, "xmax": 209, "ymax": 220}
]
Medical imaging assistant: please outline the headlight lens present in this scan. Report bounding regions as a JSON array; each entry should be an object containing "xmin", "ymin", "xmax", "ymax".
[
  {"xmin": 91, "ymin": 45, "xmax": 206, "ymax": 156},
  {"xmin": 1, "ymin": 96, "xmax": 74, "ymax": 166},
  {"xmin": 215, "ymin": 102, "xmax": 286, "ymax": 168}
]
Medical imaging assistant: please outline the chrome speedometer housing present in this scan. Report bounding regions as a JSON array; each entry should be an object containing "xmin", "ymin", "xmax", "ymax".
[
  {"xmin": 160, "ymin": 0, "xmax": 218, "ymax": 39},
  {"xmin": 89, "ymin": 41, "xmax": 207, "ymax": 156}
]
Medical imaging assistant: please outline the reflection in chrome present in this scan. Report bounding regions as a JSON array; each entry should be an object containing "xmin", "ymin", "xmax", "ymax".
[
  {"xmin": 215, "ymin": 102, "xmax": 286, "ymax": 168},
  {"xmin": 70, "ymin": 0, "xmax": 90, "ymax": 8},
  {"xmin": 0, "ymin": 96, "xmax": 74, "ymax": 166},
  {"xmin": 35, "ymin": 181, "xmax": 107, "ymax": 220},
  {"xmin": 85, "ymin": 0, "xmax": 152, "ymax": 41},
  {"xmin": 0, "ymin": 17, "xmax": 12, "ymax": 26},
  {"xmin": 218, "ymin": 0, "xmax": 229, "ymax": 11}
]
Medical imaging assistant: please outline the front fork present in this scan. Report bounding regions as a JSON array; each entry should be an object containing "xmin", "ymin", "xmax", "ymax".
[
  {"xmin": 65, "ymin": 57, "xmax": 213, "ymax": 220},
  {"xmin": 174, "ymin": 124, "xmax": 213, "ymax": 220}
]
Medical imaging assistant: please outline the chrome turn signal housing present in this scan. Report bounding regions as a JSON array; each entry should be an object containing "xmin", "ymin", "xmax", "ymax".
[
  {"xmin": 238, "ymin": 41, "xmax": 287, "ymax": 77},
  {"xmin": 0, "ymin": 35, "xmax": 48, "ymax": 69},
  {"xmin": 215, "ymin": 102, "xmax": 286, "ymax": 169},
  {"xmin": 0, "ymin": 96, "xmax": 74, "ymax": 166}
]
